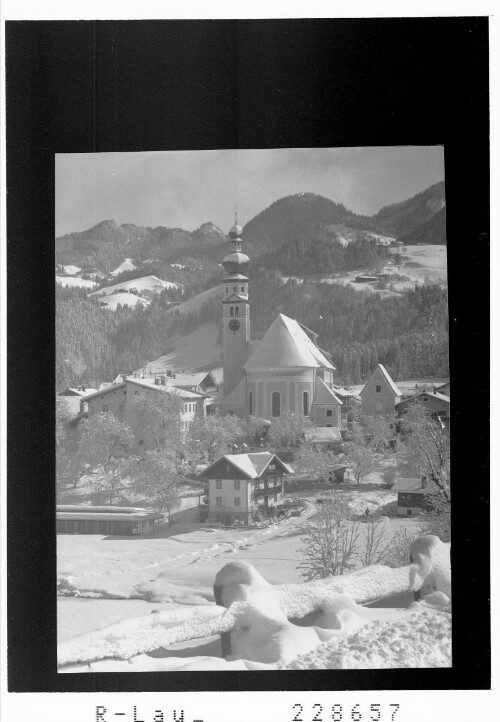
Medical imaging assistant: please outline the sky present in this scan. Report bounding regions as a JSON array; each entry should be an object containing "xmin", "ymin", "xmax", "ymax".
[{"xmin": 56, "ymin": 147, "xmax": 444, "ymax": 237}]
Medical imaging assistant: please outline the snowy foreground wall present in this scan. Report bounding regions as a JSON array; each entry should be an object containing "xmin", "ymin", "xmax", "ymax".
[{"xmin": 58, "ymin": 535, "xmax": 451, "ymax": 672}]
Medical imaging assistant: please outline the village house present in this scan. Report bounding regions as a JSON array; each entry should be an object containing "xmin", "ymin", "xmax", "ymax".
[
  {"xmin": 81, "ymin": 375, "xmax": 208, "ymax": 439},
  {"xmin": 57, "ymin": 385, "xmax": 98, "ymax": 415},
  {"xmin": 395, "ymin": 390, "xmax": 450, "ymax": 428},
  {"xmin": 197, "ymin": 451, "xmax": 293, "ymax": 525},
  {"xmin": 391, "ymin": 476, "xmax": 441, "ymax": 517},
  {"xmin": 359, "ymin": 363, "xmax": 402, "ymax": 416}
]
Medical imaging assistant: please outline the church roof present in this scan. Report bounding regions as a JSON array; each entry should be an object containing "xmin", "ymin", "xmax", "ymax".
[
  {"xmin": 312, "ymin": 377, "xmax": 343, "ymax": 406},
  {"xmin": 244, "ymin": 314, "xmax": 335, "ymax": 372}
]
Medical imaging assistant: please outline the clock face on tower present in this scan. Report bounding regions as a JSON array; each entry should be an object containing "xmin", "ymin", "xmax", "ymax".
[{"xmin": 229, "ymin": 319, "xmax": 241, "ymax": 331}]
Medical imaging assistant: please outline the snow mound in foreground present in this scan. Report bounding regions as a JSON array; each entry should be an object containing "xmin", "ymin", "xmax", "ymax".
[
  {"xmin": 58, "ymin": 536, "xmax": 451, "ymax": 671},
  {"xmin": 283, "ymin": 606, "xmax": 451, "ymax": 669}
]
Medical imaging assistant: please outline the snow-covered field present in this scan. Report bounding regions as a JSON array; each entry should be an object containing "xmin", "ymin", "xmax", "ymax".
[
  {"xmin": 283, "ymin": 244, "xmax": 447, "ymax": 298},
  {"xmin": 57, "ymin": 478, "xmax": 451, "ymax": 672},
  {"xmin": 111, "ymin": 258, "xmax": 137, "ymax": 276},
  {"xmin": 164, "ymin": 284, "xmax": 224, "ymax": 316},
  {"xmin": 89, "ymin": 275, "xmax": 180, "ymax": 298},
  {"xmin": 145, "ymin": 322, "xmax": 222, "ymax": 372},
  {"xmin": 97, "ymin": 292, "xmax": 149, "ymax": 310},
  {"xmin": 56, "ymin": 276, "xmax": 98, "ymax": 289}
]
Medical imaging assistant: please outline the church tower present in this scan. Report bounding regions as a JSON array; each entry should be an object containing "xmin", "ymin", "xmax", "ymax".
[{"xmin": 222, "ymin": 217, "xmax": 250, "ymax": 397}]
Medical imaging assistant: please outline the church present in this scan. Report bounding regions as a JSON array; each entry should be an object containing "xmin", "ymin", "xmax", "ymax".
[{"xmin": 220, "ymin": 220, "xmax": 343, "ymax": 446}]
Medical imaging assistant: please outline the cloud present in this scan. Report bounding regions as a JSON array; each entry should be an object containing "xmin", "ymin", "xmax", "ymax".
[{"xmin": 56, "ymin": 146, "xmax": 444, "ymax": 237}]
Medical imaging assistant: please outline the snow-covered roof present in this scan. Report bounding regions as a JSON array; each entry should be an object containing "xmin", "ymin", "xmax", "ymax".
[
  {"xmin": 199, "ymin": 452, "xmax": 293, "ymax": 479},
  {"xmin": 332, "ymin": 387, "xmax": 361, "ymax": 400},
  {"xmin": 126, "ymin": 378, "xmax": 204, "ymax": 399},
  {"xmin": 360, "ymin": 364, "xmax": 402, "ymax": 397},
  {"xmin": 312, "ymin": 377, "xmax": 343, "ymax": 406},
  {"xmin": 395, "ymin": 391, "xmax": 450, "ymax": 408},
  {"xmin": 84, "ymin": 378, "xmax": 204, "ymax": 402},
  {"xmin": 82, "ymin": 383, "xmax": 126, "ymax": 402},
  {"xmin": 244, "ymin": 314, "xmax": 334, "ymax": 372},
  {"xmin": 392, "ymin": 478, "xmax": 439, "ymax": 494},
  {"xmin": 167, "ymin": 372, "xmax": 216, "ymax": 388},
  {"xmin": 58, "ymin": 387, "xmax": 98, "ymax": 397},
  {"xmin": 304, "ymin": 427, "xmax": 343, "ymax": 443}
]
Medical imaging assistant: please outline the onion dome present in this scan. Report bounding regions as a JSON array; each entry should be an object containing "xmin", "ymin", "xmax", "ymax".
[
  {"xmin": 228, "ymin": 224, "xmax": 243, "ymax": 238},
  {"xmin": 222, "ymin": 250, "xmax": 250, "ymax": 275}
]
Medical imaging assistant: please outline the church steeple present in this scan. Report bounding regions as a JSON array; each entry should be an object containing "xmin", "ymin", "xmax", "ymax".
[{"xmin": 222, "ymin": 217, "xmax": 250, "ymax": 398}]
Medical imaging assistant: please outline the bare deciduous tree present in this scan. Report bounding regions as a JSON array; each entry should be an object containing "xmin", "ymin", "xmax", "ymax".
[{"xmin": 297, "ymin": 496, "xmax": 361, "ymax": 580}]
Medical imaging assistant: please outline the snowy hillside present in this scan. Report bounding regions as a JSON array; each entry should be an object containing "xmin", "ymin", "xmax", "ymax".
[
  {"xmin": 97, "ymin": 292, "xmax": 149, "ymax": 310},
  {"xmin": 165, "ymin": 284, "xmax": 224, "ymax": 316},
  {"xmin": 110, "ymin": 258, "xmax": 137, "ymax": 276},
  {"xmin": 89, "ymin": 275, "xmax": 181, "ymax": 298},
  {"xmin": 144, "ymin": 322, "xmax": 222, "ymax": 372},
  {"xmin": 56, "ymin": 276, "xmax": 97, "ymax": 290}
]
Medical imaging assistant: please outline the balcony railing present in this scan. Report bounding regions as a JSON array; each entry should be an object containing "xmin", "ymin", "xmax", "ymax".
[{"xmin": 254, "ymin": 485, "xmax": 282, "ymax": 497}]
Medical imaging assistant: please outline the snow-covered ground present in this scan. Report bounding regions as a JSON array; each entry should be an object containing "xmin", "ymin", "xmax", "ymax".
[
  {"xmin": 89, "ymin": 275, "xmax": 180, "ymax": 298},
  {"xmin": 57, "ymin": 475, "xmax": 450, "ymax": 672},
  {"xmin": 58, "ymin": 531, "xmax": 450, "ymax": 672},
  {"xmin": 145, "ymin": 322, "xmax": 222, "ymax": 373},
  {"xmin": 110, "ymin": 258, "xmax": 137, "ymax": 276},
  {"xmin": 62, "ymin": 265, "xmax": 82, "ymax": 275},
  {"xmin": 164, "ymin": 284, "xmax": 224, "ymax": 316},
  {"xmin": 97, "ymin": 292, "xmax": 149, "ymax": 310},
  {"xmin": 56, "ymin": 276, "xmax": 98, "ymax": 289}
]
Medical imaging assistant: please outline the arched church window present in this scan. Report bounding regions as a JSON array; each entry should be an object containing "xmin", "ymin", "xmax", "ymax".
[
  {"xmin": 249, "ymin": 391, "xmax": 253, "ymax": 416},
  {"xmin": 303, "ymin": 391, "xmax": 309, "ymax": 416},
  {"xmin": 230, "ymin": 307, "xmax": 234, "ymax": 317},
  {"xmin": 235, "ymin": 307, "xmax": 240, "ymax": 317},
  {"xmin": 271, "ymin": 392, "xmax": 281, "ymax": 418}
]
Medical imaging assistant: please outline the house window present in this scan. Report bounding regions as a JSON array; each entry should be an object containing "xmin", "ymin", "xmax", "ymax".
[
  {"xmin": 216, "ymin": 480, "xmax": 222, "ymax": 490},
  {"xmin": 234, "ymin": 480, "xmax": 240, "ymax": 490},
  {"xmin": 226, "ymin": 286, "xmax": 229, "ymax": 293},
  {"xmin": 376, "ymin": 385, "xmax": 381, "ymax": 393},
  {"xmin": 235, "ymin": 306, "xmax": 239, "ymax": 317},
  {"xmin": 303, "ymin": 391, "xmax": 309, "ymax": 416},
  {"xmin": 326, "ymin": 409, "xmax": 333, "ymax": 417},
  {"xmin": 240, "ymin": 286, "xmax": 245, "ymax": 293},
  {"xmin": 216, "ymin": 497, "xmax": 222, "ymax": 507},
  {"xmin": 271, "ymin": 392, "xmax": 281, "ymax": 417},
  {"xmin": 103, "ymin": 404, "xmax": 109, "ymax": 412},
  {"xmin": 230, "ymin": 307, "xmax": 234, "ymax": 317},
  {"xmin": 123, "ymin": 390, "xmax": 127, "ymax": 395},
  {"xmin": 134, "ymin": 391, "xmax": 139, "ymax": 396},
  {"xmin": 234, "ymin": 497, "xmax": 241, "ymax": 506},
  {"xmin": 422, "ymin": 396, "xmax": 429, "ymax": 402},
  {"xmin": 138, "ymin": 439, "xmax": 144, "ymax": 446},
  {"xmin": 249, "ymin": 391, "xmax": 253, "ymax": 416},
  {"xmin": 233, "ymin": 285, "xmax": 237, "ymax": 292}
]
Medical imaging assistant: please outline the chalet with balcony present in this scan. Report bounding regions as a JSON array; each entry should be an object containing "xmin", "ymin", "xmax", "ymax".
[{"xmin": 197, "ymin": 452, "xmax": 293, "ymax": 525}]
